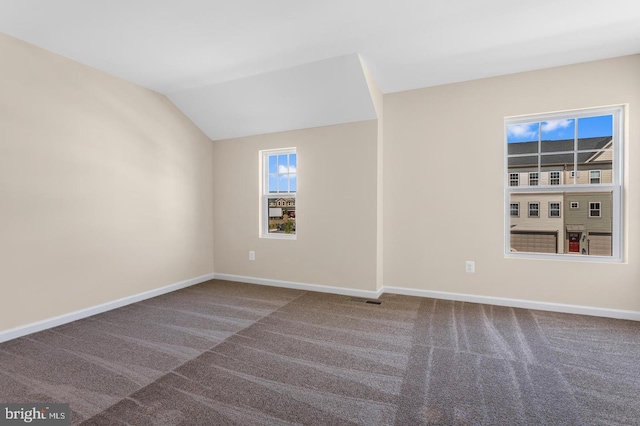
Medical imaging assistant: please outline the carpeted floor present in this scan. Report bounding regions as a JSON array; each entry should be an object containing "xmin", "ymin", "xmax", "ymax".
[{"xmin": 0, "ymin": 279, "xmax": 638, "ymax": 425}]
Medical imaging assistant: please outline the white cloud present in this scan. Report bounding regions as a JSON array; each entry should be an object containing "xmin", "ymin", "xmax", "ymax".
[
  {"xmin": 278, "ymin": 165, "xmax": 297, "ymax": 174},
  {"xmin": 508, "ymin": 123, "xmax": 537, "ymax": 140},
  {"xmin": 542, "ymin": 119, "xmax": 572, "ymax": 132}
]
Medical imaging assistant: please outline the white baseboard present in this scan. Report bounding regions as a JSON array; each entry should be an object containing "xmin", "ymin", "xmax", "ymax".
[
  {"xmin": 0, "ymin": 273, "xmax": 215, "ymax": 344},
  {"xmin": 3, "ymin": 272, "xmax": 637, "ymax": 344},
  {"xmin": 384, "ymin": 286, "xmax": 640, "ymax": 321},
  {"xmin": 213, "ymin": 273, "xmax": 383, "ymax": 299},
  {"xmin": 214, "ymin": 274, "xmax": 640, "ymax": 321}
]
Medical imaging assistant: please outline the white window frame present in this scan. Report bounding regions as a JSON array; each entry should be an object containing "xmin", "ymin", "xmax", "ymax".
[
  {"xmin": 589, "ymin": 169, "xmax": 601, "ymax": 184},
  {"xmin": 550, "ymin": 171, "xmax": 561, "ymax": 185},
  {"xmin": 589, "ymin": 201, "xmax": 602, "ymax": 218},
  {"xmin": 509, "ymin": 173, "xmax": 519, "ymax": 187},
  {"xmin": 548, "ymin": 202, "xmax": 561, "ymax": 218},
  {"xmin": 505, "ymin": 105, "xmax": 624, "ymax": 262},
  {"xmin": 529, "ymin": 172, "xmax": 539, "ymax": 186},
  {"xmin": 570, "ymin": 201, "xmax": 579, "ymax": 209},
  {"xmin": 260, "ymin": 148, "xmax": 297, "ymax": 240},
  {"xmin": 528, "ymin": 202, "xmax": 540, "ymax": 218},
  {"xmin": 510, "ymin": 202, "xmax": 520, "ymax": 217}
]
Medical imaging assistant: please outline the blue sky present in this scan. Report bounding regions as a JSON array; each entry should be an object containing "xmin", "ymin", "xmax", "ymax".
[
  {"xmin": 268, "ymin": 153, "xmax": 297, "ymax": 193},
  {"xmin": 508, "ymin": 115, "xmax": 612, "ymax": 143}
]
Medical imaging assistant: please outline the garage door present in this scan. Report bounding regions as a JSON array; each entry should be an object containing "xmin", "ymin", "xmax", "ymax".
[
  {"xmin": 588, "ymin": 232, "xmax": 612, "ymax": 256},
  {"xmin": 511, "ymin": 231, "xmax": 558, "ymax": 254}
]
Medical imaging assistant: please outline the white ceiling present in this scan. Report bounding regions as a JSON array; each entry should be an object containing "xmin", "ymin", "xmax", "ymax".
[{"xmin": 2, "ymin": 0, "xmax": 640, "ymax": 139}]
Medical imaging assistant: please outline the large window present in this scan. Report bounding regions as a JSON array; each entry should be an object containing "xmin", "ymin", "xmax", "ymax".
[
  {"xmin": 505, "ymin": 106, "xmax": 623, "ymax": 260},
  {"xmin": 261, "ymin": 148, "xmax": 297, "ymax": 238}
]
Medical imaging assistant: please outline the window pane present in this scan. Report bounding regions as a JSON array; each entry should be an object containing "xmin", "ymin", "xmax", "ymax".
[
  {"xmin": 509, "ymin": 193, "xmax": 563, "ymax": 254},
  {"xmin": 540, "ymin": 152, "xmax": 574, "ymax": 166},
  {"xmin": 541, "ymin": 119, "xmax": 575, "ymax": 142},
  {"xmin": 540, "ymin": 139, "xmax": 574, "ymax": 153},
  {"xmin": 266, "ymin": 197, "xmax": 296, "ymax": 234},
  {"xmin": 268, "ymin": 175, "xmax": 278, "ymax": 193},
  {"xmin": 289, "ymin": 153, "xmax": 297, "ymax": 171},
  {"xmin": 278, "ymin": 174, "xmax": 289, "ymax": 193},
  {"xmin": 508, "ymin": 155, "xmax": 538, "ymax": 170},
  {"xmin": 578, "ymin": 115, "xmax": 613, "ymax": 139},
  {"xmin": 564, "ymin": 191, "xmax": 612, "ymax": 255},
  {"xmin": 507, "ymin": 122, "xmax": 539, "ymax": 144},
  {"xmin": 278, "ymin": 154, "xmax": 288, "ymax": 173},
  {"xmin": 268, "ymin": 155, "xmax": 278, "ymax": 174},
  {"xmin": 290, "ymin": 174, "xmax": 297, "ymax": 192}
]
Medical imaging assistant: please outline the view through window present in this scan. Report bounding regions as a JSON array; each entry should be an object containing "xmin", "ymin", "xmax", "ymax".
[
  {"xmin": 262, "ymin": 148, "xmax": 297, "ymax": 238},
  {"xmin": 505, "ymin": 107, "xmax": 623, "ymax": 259}
]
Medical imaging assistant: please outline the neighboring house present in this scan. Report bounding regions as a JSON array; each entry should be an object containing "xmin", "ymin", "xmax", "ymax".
[
  {"xmin": 508, "ymin": 136, "xmax": 612, "ymax": 255},
  {"xmin": 564, "ymin": 192, "xmax": 613, "ymax": 256},
  {"xmin": 510, "ymin": 193, "xmax": 565, "ymax": 253}
]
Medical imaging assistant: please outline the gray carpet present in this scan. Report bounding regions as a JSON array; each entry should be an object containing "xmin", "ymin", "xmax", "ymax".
[{"xmin": 0, "ymin": 279, "xmax": 638, "ymax": 425}]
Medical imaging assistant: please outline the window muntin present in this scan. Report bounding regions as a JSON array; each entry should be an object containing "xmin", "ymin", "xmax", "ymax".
[
  {"xmin": 505, "ymin": 106, "xmax": 623, "ymax": 260},
  {"xmin": 510, "ymin": 203, "xmax": 519, "ymax": 217},
  {"xmin": 509, "ymin": 173, "xmax": 519, "ymax": 187},
  {"xmin": 529, "ymin": 172, "xmax": 539, "ymax": 186},
  {"xmin": 262, "ymin": 149, "xmax": 297, "ymax": 238},
  {"xmin": 528, "ymin": 202, "xmax": 540, "ymax": 218}
]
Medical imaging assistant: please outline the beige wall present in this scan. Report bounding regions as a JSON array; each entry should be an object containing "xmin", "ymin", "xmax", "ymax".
[
  {"xmin": 384, "ymin": 55, "xmax": 640, "ymax": 311},
  {"xmin": 212, "ymin": 121, "xmax": 378, "ymax": 291},
  {"xmin": 0, "ymin": 34, "xmax": 214, "ymax": 332}
]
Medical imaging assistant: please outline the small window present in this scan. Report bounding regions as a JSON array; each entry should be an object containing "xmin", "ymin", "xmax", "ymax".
[
  {"xmin": 528, "ymin": 202, "xmax": 539, "ymax": 218},
  {"xmin": 589, "ymin": 202, "xmax": 601, "ymax": 218},
  {"xmin": 549, "ymin": 202, "xmax": 561, "ymax": 218},
  {"xmin": 510, "ymin": 203, "xmax": 519, "ymax": 217},
  {"xmin": 570, "ymin": 171, "xmax": 579, "ymax": 178},
  {"xmin": 550, "ymin": 171, "xmax": 560, "ymax": 185},
  {"xmin": 261, "ymin": 148, "xmax": 297, "ymax": 238},
  {"xmin": 590, "ymin": 170, "xmax": 601, "ymax": 184},
  {"xmin": 509, "ymin": 173, "xmax": 519, "ymax": 187},
  {"xmin": 570, "ymin": 201, "xmax": 579, "ymax": 209},
  {"xmin": 529, "ymin": 172, "xmax": 539, "ymax": 186}
]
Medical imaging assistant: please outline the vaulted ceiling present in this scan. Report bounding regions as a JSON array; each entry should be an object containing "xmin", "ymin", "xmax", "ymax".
[{"xmin": 2, "ymin": 0, "xmax": 639, "ymax": 139}]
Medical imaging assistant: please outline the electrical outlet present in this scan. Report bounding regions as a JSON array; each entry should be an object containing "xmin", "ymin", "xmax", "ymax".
[
  {"xmin": 465, "ymin": 260, "xmax": 475, "ymax": 273},
  {"xmin": 249, "ymin": 251, "xmax": 255, "ymax": 261}
]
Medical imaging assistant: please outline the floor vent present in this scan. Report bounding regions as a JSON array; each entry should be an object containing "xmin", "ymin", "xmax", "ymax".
[{"xmin": 349, "ymin": 297, "xmax": 382, "ymax": 305}]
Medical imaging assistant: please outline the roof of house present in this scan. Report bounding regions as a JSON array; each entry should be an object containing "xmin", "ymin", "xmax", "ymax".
[{"xmin": 508, "ymin": 137, "xmax": 612, "ymax": 167}]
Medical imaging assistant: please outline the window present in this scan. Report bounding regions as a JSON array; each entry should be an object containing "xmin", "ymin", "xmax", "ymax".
[
  {"xmin": 510, "ymin": 203, "xmax": 519, "ymax": 217},
  {"xmin": 261, "ymin": 148, "xmax": 297, "ymax": 238},
  {"xmin": 506, "ymin": 105, "xmax": 623, "ymax": 260}
]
